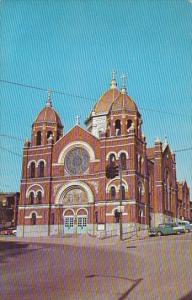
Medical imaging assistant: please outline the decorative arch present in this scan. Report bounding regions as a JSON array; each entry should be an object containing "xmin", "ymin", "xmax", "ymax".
[
  {"xmin": 106, "ymin": 151, "xmax": 118, "ymax": 161},
  {"xmin": 76, "ymin": 208, "xmax": 88, "ymax": 215},
  {"xmin": 117, "ymin": 183, "xmax": 127, "ymax": 191},
  {"xmin": 55, "ymin": 181, "xmax": 94, "ymax": 204},
  {"xmin": 108, "ymin": 184, "xmax": 118, "ymax": 192},
  {"xmin": 27, "ymin": 160, "xmax": 37, "ymax": 168},
  {"xmin": 27, "ymin": 211, "xmax": 42, "ymax": 218},
  {"xmin": 106, "ymin": 179, "xmax": 128, "ymax": 192},
  {"xmin": 26, "ymin": 184, "xmax": 44, "ymax": 198},
  {"xmin": 111, "ymin": 206, "xmax": 122, "ymax": 215},
  {"xmin": 58, "ymin": 141, "xmax": 96, "ymax": 164},
  {"xmin": 117, "ymin": 150, "xmax": 129, "ymax": 159},
  {"xmin": 30, "ymin": 211, "xmax": 37, "ymax": 218},
  {"xmin": 27, "ymin": 190, "xmax": 35, "ymax": 197},
  {"xmin": 63, "ymin": 208, "xmax": 75, "ymax": 216},
  {"xmin": 37, "ymin": 159, "xmax": 47, "ymax": 167}
]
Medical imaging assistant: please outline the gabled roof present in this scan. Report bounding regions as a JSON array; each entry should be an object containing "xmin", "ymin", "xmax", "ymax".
[{"xmin": 55, "ymin": 124, "xmax": 100, "ymax": 146}]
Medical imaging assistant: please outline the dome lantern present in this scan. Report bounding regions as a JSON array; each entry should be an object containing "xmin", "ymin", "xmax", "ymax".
[{"xmin": 110, "ymin": 71, "xmax": 117, "ymax": 89}]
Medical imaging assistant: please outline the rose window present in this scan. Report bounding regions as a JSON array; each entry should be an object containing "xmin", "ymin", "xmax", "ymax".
[{"xmin": 64, "ymin": 148, "xmax": 90, "ymax": 175}]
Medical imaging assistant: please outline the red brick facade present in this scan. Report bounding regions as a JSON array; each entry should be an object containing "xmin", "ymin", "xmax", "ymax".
[
  {"xmin": 177, "ymin": 181, "xmax": 191, "ymax": 221},
  {"xmin": 17, "ymin": 76, "xmax": 191, "ymax": 237}
]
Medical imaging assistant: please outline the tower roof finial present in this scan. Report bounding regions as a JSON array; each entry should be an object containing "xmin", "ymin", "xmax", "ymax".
[
  {"xmin": 121, "ymin": 74, "xmax": 127, "ymax": 94},
  {"xmin": 76, "ymin": 115, "xmax": 80, "ymax": 125},
  {"xmin": 46, "ymin": 88, "xmax": 52, "ymax": 107},
  {"xmin": 110, "ymin": 70, "xmax": 117, "ymax": 89}
]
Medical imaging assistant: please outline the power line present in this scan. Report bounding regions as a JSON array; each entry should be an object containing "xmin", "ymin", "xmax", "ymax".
[
  {"xmin": 0, "ymin": 146, "xmax": 22, "ymax": 157},
  {"xmin": 1, "ymin": 78, "xmax": 192, "ymax": 118},
  {"xmin": 0, "ymin": 134, "xmax": 24, "ymax": 142},
  {"xmin": 0, "ymin": 79, "xmax": 96, "ymax": 101},
  {"xmin": 174, "ymin": 147, "xmax": 192, "ymax": 153}
]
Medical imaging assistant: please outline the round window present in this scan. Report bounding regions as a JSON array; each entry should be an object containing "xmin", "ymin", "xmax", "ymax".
[{"xmin": 65, "ymin": 148, "xmax": 90, "ymax": 175}]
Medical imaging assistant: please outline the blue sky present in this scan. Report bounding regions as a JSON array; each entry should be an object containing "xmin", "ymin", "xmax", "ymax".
[{"xmin": 0, "ymin": 0, "xmax": 192, "ymax": 195}]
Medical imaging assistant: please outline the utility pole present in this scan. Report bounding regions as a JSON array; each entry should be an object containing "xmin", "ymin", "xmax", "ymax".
[{"xmin": 119, "ymin": 159, "xmax": 123, "ymax": 241}]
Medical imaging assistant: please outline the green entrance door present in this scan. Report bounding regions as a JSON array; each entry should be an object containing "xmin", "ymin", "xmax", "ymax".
[
  {"xmin": 64, "ymin": 216, "xmax": 74, "ymax": 234},
  {"xmin": 77, "ymin": 216, "xmax": 87, "ymax": 234}
]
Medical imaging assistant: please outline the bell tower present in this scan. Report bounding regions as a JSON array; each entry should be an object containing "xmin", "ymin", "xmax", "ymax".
[{"xmin": 31, "ymin": 89, "xmax": 63, "ymax": 146}]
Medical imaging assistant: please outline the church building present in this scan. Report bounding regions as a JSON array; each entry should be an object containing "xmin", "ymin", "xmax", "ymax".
[{"xmin": 17, "ymin": 73, "xmax": 187, "ymax": 237}]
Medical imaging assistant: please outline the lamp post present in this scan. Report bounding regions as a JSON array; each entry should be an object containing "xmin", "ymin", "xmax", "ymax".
[{"xmin": 119, "ymin": 159, "xmax": 123, "ymax": 241}]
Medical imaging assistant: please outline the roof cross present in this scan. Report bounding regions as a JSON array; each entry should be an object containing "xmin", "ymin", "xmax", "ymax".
[{"xmin": 46, "ymin": 88, "xmax": 52, "ymax": 107}]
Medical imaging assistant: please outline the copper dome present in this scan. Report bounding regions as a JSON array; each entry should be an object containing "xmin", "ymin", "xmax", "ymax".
[
  {"xmin": 110, "ymin": 93, "xmax": 138, "ymax": 112},
  {"xmin": 34, "ymin": 106, "xmax": 62, "ymax": 126},
  {"xmin": 93, "ymin": 88, "xmax": 120, "ymax": 114}
]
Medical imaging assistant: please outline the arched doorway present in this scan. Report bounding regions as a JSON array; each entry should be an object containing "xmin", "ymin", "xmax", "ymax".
[
  {"xmin": 57, "ymin": 183, "xmax": 94, "ymax": 235},
  {"xmin": 77, "ymin": 208, "xmax": 88, "ymax": 234},
  {"xmin": 63, "ymin": 209, "xmax": 75, "ymax": 234}
]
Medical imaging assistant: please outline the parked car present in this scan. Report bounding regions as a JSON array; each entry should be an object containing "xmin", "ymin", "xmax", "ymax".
[
  {"xmin": 177, "ymin": 220, "xmax": 191, "ymax": 233},
  {"xmin": 0, "ymin": 228, "xmax": 16, "ymax": 236},
  {"xmin": 12, "ymin": 229, "xmax": 17, "ymax": 236},
  {"xmin": 149, "ymin": 223, "xmax": 185, "ymax": 237},
  {"xmin": 171, "ymin": 223, "xmax": 185, "ymax": 234}
]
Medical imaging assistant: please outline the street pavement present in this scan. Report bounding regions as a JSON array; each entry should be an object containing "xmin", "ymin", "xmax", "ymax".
[{"xmin": 0, "ymin": 233, "xmax": 192, "ymax": 300}]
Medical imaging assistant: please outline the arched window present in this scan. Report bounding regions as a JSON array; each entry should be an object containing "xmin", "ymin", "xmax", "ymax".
[
  {"xmin": 120, "ymin": 153, "xmax": 127, "ymax": 170},
  {"xmin": 30, "ymin": 162, "xmax": 36, "ymax": 178},
  {"xmin": 115, "ymin": 120, "xmax": 121, "ymax": 136},
  {"xmin": 31, "ymin": 213, "xmax": 36, "ymax": 225},
  {"xmin": 138, "ymin": 182, "xmax": 142, "ymax": 202},
  {"xmin": 114, "ymin": 209, "xmax": 120, "ymax": 223},
  {"xmin": 37, "ymin": 191, "xmax": 42, "ymax": 204},
  {"xmin": 47, "ymin": 131, "xmax": 53, "ymax": 142},
  {"xmin": 56, "ymin": 132, "xmax": 60, "ymax": 141},
  {"xmin": 138, "ymin": 156, "xmax": 142, "ymax": 174},
  {"xmin": 164, "ymin": 170, "xmax": 170, "ymax": 211},
  {"xmin": 109, "ymin": 153, "xmax": 116, "ymax": 164},
  {"xmin": 36, "ymin": 131, "xmax": 41, "ymax": 146},
  {"xmin": 110, "ymin": 186, "xmax": 116, "ymax": 199},
  {"xmin": 120, "ymin": 186, "xmax": 125, "ymax": 200},
  {"xmin": 127, "ymin": 119, "xmax": 132, "ymax": 131},
  {"xmin": 29, "ymin": 192, "xmax": 34, "ymax": 205},
  {"xmin": 39, "ymin": 161, "xmax": 45, "ymax": 177}
]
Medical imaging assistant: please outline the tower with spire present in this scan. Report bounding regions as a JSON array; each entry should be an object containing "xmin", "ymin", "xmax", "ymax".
[{"xmin": 31, "ymin": 89, "xmax": 63, "ymax": 146}]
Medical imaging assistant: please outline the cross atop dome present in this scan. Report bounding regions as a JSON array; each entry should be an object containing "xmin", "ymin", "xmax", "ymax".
[
  {"xmin": 110, "ymin": 70, "xmax": 117, "ymax": 89},
  {"xmin": 76, "ymin": 115, "xmax": 80, "ymax": 125},
  {"xmin": 46, "ymin": 88, "xmax": 52, "ymax": 107},
  {"xmin": 121, "ymin": 74, "xmax": 127, "ymax": 95}
]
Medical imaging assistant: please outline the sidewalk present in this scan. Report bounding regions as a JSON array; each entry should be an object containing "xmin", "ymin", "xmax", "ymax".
[{"xmin": 0, "ymin": 230, "xmax": 149, "ymax": 249}]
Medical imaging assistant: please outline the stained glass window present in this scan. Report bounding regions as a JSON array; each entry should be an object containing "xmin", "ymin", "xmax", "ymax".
[{"xmin": 65, "ymin": 148, "xmax": 90, "ymax": 175}]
